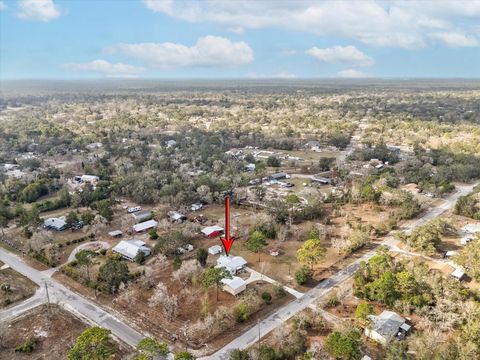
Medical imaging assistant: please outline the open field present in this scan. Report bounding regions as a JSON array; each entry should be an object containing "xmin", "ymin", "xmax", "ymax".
[
  {"xmin": 0, "ymin": 260, "xmax": 37, "ymax": 308},
  {"xmin": 0, "ymin": 305, "xmax": 133, "ymax": 359}
]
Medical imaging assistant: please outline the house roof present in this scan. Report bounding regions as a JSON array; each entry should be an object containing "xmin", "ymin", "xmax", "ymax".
[
  {"xmin": 202, "ymin": 226, "xmax": 224, "ymax": 236},
  {"xmin": 221, "ymin": 276, "xmax": 246, "ymax": 290},
  {"xmin": 217, "ymin": 255, "xmax": 247, "ymax": 270},
  {"xmin": 44, "ymin": 217, "xmax": 66, "ymax": 229},
  {"xmin": 368, "ymin": 311, "xmax": 406, "ymax": 339},
  {"xmin": 108, "ymin": 230, "xmax": 123, "ymax": 237},
  {"xmin": 113, "ymin": 239, "xmax": 149, "ymax": 259},
  {"xmin": 133, "ymin": 219, "xmax": 158, "ymax": 232}
]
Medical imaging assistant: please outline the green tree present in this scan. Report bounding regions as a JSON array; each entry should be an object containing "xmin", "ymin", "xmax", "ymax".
[
  {"xmin": 148, "ymin": 229, "xmax": 158, "ymax": 240},
  {"xmin": 97, "ymin": 259, "xmax": 130, "ymax": 294},
  {"xmin": 80, "ymin": 211, "xmax": 95, "ymax": 225},
  {"xmin": 75, "ymin": 249, "xmax": 96, "ymax": 284},
  {"xmin": 297, "ymin": 239, "xmax": 326, "ymax": 270},
  {"xmin": 324, "ymin": 329, "xmax": 362, "ymax": 360},
  {"xmin": 454, "ymin": 235, "xmax": 480, "ymax": 280},
  {"xmin": 319, "ymin": 157, "xmax": 336, "ymax": 171},
  {"xmin": 354, "ymin": 301, "xmax": 373, "ymax": 323},
  {"xmin": 234, "ymin": 303, "xmax": 249, "ymax": 323},
  {"xmin": 201, "ymin": 267, "xmax": 232, "ymax": 301},
  {"xmin": 68, "ymin": 327, "xmax": 113, "ymax": 360},
  {"xmin": 136, "ymin": 337, "xmax": 169, "ymax": 360},
  {"xmin": 295, "ymin": 266, "xmax": 312, "ymax": 285},
  {"xmin": 66, "ymin": 211, "xmax": 79, "ymax": 228},
  {"xmin": 134, "ymin": 250, "xmax": 145, "ymax": 265},
  {"xmin": 266, "ymin": 156, "xmax": 281, "ymax": 167},
  {"xmin": 365, "ymin": 271, "xmax": 398, "ymax": 306},
  {"xmin": 196, "ymin": 248, "xmax": 208, "ymax": 267},
  {"xmin": 246, "ymin": 230, "xmax": 267, "ymax": 262},
  {"xmin": 95, "ymin": 200, "xmax": 113, "ymax": 222},
  {"xmin": 173, "ymin": 255, "xmax": 182, "ymax": 270}
]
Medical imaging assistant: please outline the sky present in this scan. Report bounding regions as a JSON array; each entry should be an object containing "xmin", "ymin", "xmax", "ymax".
[{"xmin": 1, "ymin": 0, "xmax": 480, "ymax": 79}]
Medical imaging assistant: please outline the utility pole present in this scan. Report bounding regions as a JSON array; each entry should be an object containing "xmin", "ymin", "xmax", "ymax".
[{"xmin": 44, "ymin": 280, "xmax": 51, "ymax": 316}]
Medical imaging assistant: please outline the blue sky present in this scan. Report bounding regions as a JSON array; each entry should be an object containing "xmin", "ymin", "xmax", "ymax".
[{"xmin": 1, "ymin": 0, "xmax": 480, "ymax": 79}]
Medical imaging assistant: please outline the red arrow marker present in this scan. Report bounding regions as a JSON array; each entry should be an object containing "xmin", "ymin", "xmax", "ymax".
[{"xmin": 220, "ymin": 196, "xmax": 235, "ymax": 255}]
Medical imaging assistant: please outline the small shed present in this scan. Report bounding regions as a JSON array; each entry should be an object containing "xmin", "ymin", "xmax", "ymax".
[
  {"xmin": 108, "ymin": 230, "xmax": 123, "ymax": 238},
  {"xmin": 208, "ymin": 245, "xmax": 223, "ymax": 255},
  {"xmin": 451, "ymin": 268, "xmax": 465, "ymax": 281}
]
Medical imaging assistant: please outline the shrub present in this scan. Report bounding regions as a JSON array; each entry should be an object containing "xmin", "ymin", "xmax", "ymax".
[
  {"xmin": 15, "ymin": 337, "xmax": 37, "ymax": 353},
  {"xmin": 234, "ymin": 303, "xmax": 249, "ymax": 323},
  {"xmin": 275, "ymin": 286, "xmax": 287, "ymax": 297},
  {"xmin": 261, "ymin": 291, "xmax": 272, "ymax": 304},
  {"xmin": 295, "ymin": 266, "xmax": 312, "ymax": 285}
]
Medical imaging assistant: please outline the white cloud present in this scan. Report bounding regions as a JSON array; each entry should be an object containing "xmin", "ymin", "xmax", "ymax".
[
  {"xmin": 246, "ymin": 71, "xmax": 296, "ymax": 79},
  {"xmin": 0, "ymin": 1, "xmax": 6, "ymax": 11},
  {"xmin": 107, "ymin": 36, "xmax": 254, "ymax": 68},
  {"xmin": 64, "ymin": 60, "xmax": 144, "ymax": 78},
  {"xmin": 17, "ymin": 0, "xmax": 61, "ymax": 22},
  {"xmin": 142, "ymin": 0, "xmax": 480, "ymax": 49},
  {"xmin": 337, "ymin": 69, "xmax": 367, "ymax": 78},
  {"xmin": 428, "ymin": 32, "xmax": 479, "ymax": 47},
  {"xmin": 306, "ymin": 45, "xmax": 374, "ymax": 66}
]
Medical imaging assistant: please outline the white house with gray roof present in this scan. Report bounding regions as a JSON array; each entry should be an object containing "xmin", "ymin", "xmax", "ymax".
[{"xmin": 365, "ymin": 310, "xmax": 411, "ymax": 345}]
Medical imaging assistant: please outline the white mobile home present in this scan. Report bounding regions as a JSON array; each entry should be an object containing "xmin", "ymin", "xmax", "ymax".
[
  {"xmin": 132, "ymin": 219, "xmax": 158, "ymax": 233},
  {"xmin": 112, "ymin": 239, "xmax": 151, "ymax": 261}
]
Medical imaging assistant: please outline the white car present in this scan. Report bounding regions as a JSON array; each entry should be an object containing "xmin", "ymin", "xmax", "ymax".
[
  {"xmin": 191, "ymin": 203, "xmax": 203, "ymax": 211},
  {"xmin": 127, "ymin": 206, "xmax": 142, "ymax": 213}
]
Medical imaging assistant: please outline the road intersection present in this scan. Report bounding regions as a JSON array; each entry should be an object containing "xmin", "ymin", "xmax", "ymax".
[{"xmin": 0, "ymin": 182, "xmax": 476, "ymax": 359}]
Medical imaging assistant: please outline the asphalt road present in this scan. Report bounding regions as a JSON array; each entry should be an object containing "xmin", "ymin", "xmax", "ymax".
[
  {"xmin": 0, "ymin": 249, "xmax": 144, "ymax": 348},
  {"xmin": 204, "ymin": 183, "xmax": 477, "ymax": 359},
  {"xmin": 0, "ymin": 183, "xmax": 476, "ymax": 357}
]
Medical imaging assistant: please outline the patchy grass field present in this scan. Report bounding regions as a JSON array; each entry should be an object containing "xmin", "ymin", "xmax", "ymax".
[
  {"xmin": 0, "ymin": 261, "xmax": 38, "ymax": 308},
  {"xmin": 55, "ymin": 253, "xmax": 293, "ymax": 354},
  {"xmin": 0, "ymin": 305, "xmax": 133, "ymax": 359}
]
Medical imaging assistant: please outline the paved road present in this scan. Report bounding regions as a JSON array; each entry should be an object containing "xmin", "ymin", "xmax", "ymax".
[
  {"xmin": 204, "ymin": 183, "xmax": 477, "ymax": 359},
  {"xmin": 0, "ymin": 289, "xmax": 46, "ymax": 323},
  {"xmin": 0, "ymin": 249, "xmax": 144, "ymax": 348},
  {"xmin": 0, "ymin": 183, "xmax": 475, "ymax": 357}
]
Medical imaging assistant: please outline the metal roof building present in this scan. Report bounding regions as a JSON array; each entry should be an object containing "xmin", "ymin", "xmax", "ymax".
[
  {"xmin": 133, "ymin": 219, "xmax": 158, "ymax": 233},
  {"xmin": 112, "ymin": 239, "xmax": 151, "ymax": 261}
]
